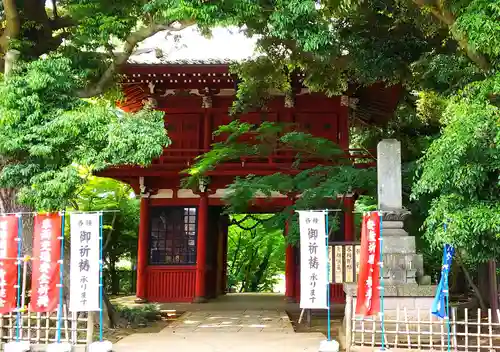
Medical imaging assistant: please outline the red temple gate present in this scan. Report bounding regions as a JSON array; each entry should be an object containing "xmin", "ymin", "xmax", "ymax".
[{"xmin": 98, "ymin": 61, "xmax": 400, "ymax": 303}]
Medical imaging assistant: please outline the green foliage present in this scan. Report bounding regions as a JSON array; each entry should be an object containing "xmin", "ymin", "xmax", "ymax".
[
  {"xmin": 217, "ymin": 0, "xmax": 436, "ymax": 109},
  {"xmin": 230, "ymin": 57, "xmax": 292, "ymax": 113},
  {"xmin": 185, "ymin": 120, "xmax": 344, "ymax": 182},
  {"xmin": 185, "ymin": 121, "xmax": 375, "ymax": 243},
  {"xmin": 1, "ymin": 0, "xmax": 498, "ymax": 285},
  {"xmin": 182, "ymin": 0, "xmax": 500, "ymax": 277},
  {"xmin": 453, "ymin": 0, "xmax": 500, "ymax": 59},
  {"xmin": 115, "ymin": 303, "xmax": 161, "ymax": 327},
  {"xmin": 412, "ymin": 73, "xmax": 500, "ymax": 262},
  {"xmin": 227, "ymin": 214, "xmax": 285, "ymax": 292},
  {"xmin": 0, "ymin": 58, "xmax": 168, "ymax": 210},
  {"xmin": 71, "ymin": 176, "xmax": 139, "ymax": 263},
  {"xmin": 68, "ymin": 176, "xmax": 139, "ymax": 294}
]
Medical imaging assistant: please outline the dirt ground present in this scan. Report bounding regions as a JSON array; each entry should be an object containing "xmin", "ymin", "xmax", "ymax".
[
  {"xmin": 106, "ymin": 294, "xmax": 347, "ymax": 346},
  {"xmin": 287, "ymin": 309, "xmax": 346, "ymax": 350},
  {"xmin": 101, "ymin": 310, "xmax": 182, "ymax": 343}
]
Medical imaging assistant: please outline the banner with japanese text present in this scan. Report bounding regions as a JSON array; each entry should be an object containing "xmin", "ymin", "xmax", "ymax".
[
  {"xmin": 298, "ymin": 210, "xmax": 328, "ymax": 309},
  {"xmin": 31, "ymin": 213, "xmax": 62, "ymax": 313},
  {"xmin": 0, "ymin": 215, "xmax": 19, "ymax": 313},
  {"xmin": 355, "ymin": 212, "xmax": 381, "ymax": 316},
  {"xmin": 70, "ymin": 213, "xmax": 100, "ymax": 312}
]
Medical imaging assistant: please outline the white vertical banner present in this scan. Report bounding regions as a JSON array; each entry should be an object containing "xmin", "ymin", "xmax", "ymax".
[
  {"xmin": 298, "ymin": 210, "xmax": 328, "ymax": 309},
  {"xmin": 70, "ymin": 213, "xmax": 101, "ymax": 312}
]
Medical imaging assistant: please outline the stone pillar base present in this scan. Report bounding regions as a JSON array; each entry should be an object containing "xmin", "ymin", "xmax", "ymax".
[{"xmin": 344, "ymin": 283, "xmax": 438, "ymax": 342}]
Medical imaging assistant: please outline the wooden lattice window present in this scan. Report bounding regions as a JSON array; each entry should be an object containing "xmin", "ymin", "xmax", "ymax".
[{"xmin": 149, "ymin": 207, "xmax": 197, "ymax": 265}]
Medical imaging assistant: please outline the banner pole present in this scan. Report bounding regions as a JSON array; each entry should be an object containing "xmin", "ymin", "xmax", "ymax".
[
  {"xmin": 15, "ymin": 214, "xmax": 22, "ymax": 342},
  {"xmin": 443, "ymin": 223, "xmax": 451, "ymax": 352},
  {"xmin": 378, "ymin": 211, "xmax": 385, "ymax": 351},
  {"xmin": 99, "ymin": 212, "xmax": 104, "ymax": 342},
  {"xmin": 20, "ymin": 257, "xmax": 28, "ymax": 314},
  {"xmin": 325, "ymin": 211, "xmax": 331, "ymax": 341},
  {"xmin": 56, "ymin": 212, "xmax": 66, "ymax": 343}
]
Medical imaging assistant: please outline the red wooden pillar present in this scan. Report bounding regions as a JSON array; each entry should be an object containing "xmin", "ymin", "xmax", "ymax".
[
  {"xmin": 194, "ymin": 194, "xmax": 209, "ymax": 302},
  {"xmin": 135, "ymin": 197, "xmax": 149, "ymax": 302},
  {"xmin": 344, "ymin": 195, "xmax": 355, "ymax": 241},
  {"xmin": 284, "ymin": 221, "xmax": 296, "ymax": 302},
  {"xmin": 221, "ymin": 215, "xmax": 229, "ymax": 295}
]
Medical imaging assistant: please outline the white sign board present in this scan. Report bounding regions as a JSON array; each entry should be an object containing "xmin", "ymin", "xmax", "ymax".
[
  {"xmin": 70, "ymin": 213, "xmax": 100, "ymax": 312},
  {"xmin": 298, "ymin": 210, "xmax": 328, "ymax": 309}
]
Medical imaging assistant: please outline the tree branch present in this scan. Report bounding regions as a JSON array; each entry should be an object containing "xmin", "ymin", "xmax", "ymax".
[
  {"xmin": 103, "ymin": 213, "xmax": 117, "ymax": 252},
  {"xmin": 455, "ymin": 252, "xmax": 487, "ymax": 310},
  {"xmin": 51, "ymin": 0, "xmax": 58, "ymax": 19},
  {"xmin": 412, "ymin": 0, "xmax": 491, "ymax": 72},
  {"xmin": 78, "ymin": 20, "xmax": 195, "ymax": 98},
  {"xmin": 49, "ymin": 16, "xmax": 75, "ymax": 30}
]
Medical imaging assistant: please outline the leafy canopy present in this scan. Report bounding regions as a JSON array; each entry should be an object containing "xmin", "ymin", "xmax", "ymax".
[
  {"xmin": 1, "ymin": 0, "xmax": 499, "ymax": 265},
  {"xmin": 227, "ymin": 214, "xmax": 285, "ymax": 292},
  {"xmin": 412, "ymin": 73, "xmax": 500, "ymax": 262},
  {"xmin": 0, "ymin": 57, "xmax": 168, "ymax": 210},
  {"xmin": 184, "ymin": 120, "xmax": 374, "ymax": 243},
  {"xmin": 70, "ymin": 175, "xmax": 139, "ymax": 269},
  {"xmin": 185, "ymin": 0, "xmax": 500, "ymax": 263}
]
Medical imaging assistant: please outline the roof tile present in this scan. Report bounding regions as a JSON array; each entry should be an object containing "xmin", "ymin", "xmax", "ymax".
[{"xmin": 128, "ymin": 26, "xmax": 258, "ymax": 65}]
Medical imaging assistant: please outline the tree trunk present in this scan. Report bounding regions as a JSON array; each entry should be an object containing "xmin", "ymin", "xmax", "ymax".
[
  {"xmin": 464, "ymin": 263, "xmax": 486, "ymax": 310},
  {"xmin": 109, "ymin": 260, "xmax": 119, "ymax": 295},
  {"xmin": 451, "ymin": 261, "xmax": 468, "ymax": 297},
  {"xmin": 250, "ymin": 247, "xmax": 272, "ymax": 292},
  {"xmin": 0, "ymin": 188, "xmax": 34, "ymax": 255},
  {"xmin": 456, "ymin": 253, "xmax": 486, "ymax": 310}
]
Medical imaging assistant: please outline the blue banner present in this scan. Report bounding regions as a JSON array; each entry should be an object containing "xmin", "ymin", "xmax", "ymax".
[{"xmin": 431, "ymin": 244, "xmax": 455, "ymax": 318}]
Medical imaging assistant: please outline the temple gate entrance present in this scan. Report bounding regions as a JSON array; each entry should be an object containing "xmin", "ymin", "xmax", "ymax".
[
  {"xmin": 96, "ymin": 60, "xmax": 399, "ymax": 305},
  {"xmin": 225, "ymin": 214, "xmax": 285, "ymax": 295}
]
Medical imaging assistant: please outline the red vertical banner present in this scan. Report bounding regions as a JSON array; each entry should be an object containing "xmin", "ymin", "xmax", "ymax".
[
  {"xmin": 0, "ymin": 215, "xmax": 19, "ymax": 313},
  {"xmin": 31, "ymin": 213, "xmax": 62, "ymax": 313},
  {"xmin": 355, "ymin": 212, "xmax": 381, "ymax": 316}
]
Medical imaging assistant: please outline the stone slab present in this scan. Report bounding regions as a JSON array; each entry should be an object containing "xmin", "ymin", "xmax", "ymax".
[
  {"xmin": 344, "ymin": 283, "xmax": 437, "ymax": 297},
  {"xmin": 377, "ymin": 139, "xmax": 402, "ymax": 211},
  {"xmin": 114, "ymin": 331, "xmax": 326, "ymax": 352},
  {"xmin": 160, "ymin": 309, "xmax": 294, "ymax": 334},
  {"xmin": 4, "ymin": 341, "xmax": 30, "ymax": 352},
  {"xmin": 382, "ymin": 236, "xmax": 416, "ymax": 254}
]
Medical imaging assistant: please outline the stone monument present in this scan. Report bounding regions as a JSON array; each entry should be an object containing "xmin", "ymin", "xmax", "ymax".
[
  {"xmin": 377, "ymin": 139, "xmax": 424, "ymax": 284},
  {"xmin": 343, "ymin": 139, "xmax": 435, "ymax": 323}
]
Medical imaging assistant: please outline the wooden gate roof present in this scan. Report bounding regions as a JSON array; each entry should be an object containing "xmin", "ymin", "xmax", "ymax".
[{"xmin": 117, "ymin": 26, "xmax": 402, "ymax": 125}]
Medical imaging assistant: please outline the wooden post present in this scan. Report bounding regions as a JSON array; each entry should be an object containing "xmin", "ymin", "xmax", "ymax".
[
  {"xmin": 344, "ymin": 195, "xmax": 355, "ymax": 241},
  {"xmin": 135, "ymin": 197, "xmax": 150, "ymax": 302},
  {"xmin": 194, "ymin": 194, "xmax": 209, "ymax": 303},
  {"xmin": 284, "ymin": 221, "xmax": 296, "ymax": 302}
]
